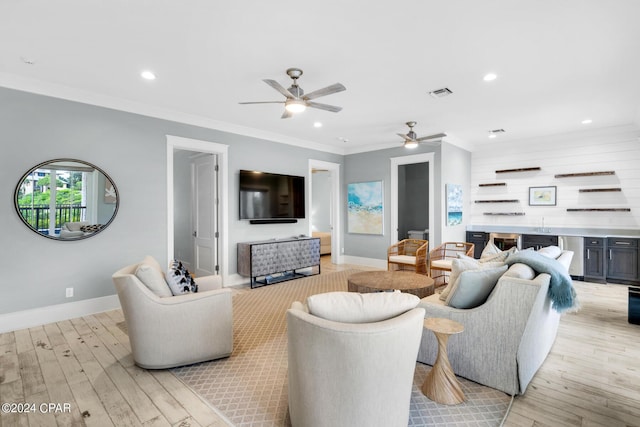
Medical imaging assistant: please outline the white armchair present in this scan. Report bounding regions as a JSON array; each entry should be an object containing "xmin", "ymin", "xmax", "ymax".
[
  {"xmin": 112, "ymin": 256, "xmax": 232, "ymax": 369},
  {"xmin": 286, "ymin": 295, "xmax": 424, "ymax": 427}
]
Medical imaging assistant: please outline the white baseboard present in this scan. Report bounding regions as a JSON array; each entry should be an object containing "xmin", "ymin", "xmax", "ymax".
[
  {"xmin": 0, "ymin": 295, "xmax": 121, "ymax": 334},
  {"xmin": 224, "ymin": 273, "xmax": 250, "ymax": 287},
  {"xmin": 340, "ymin": 255, "xmax": 386, "ymax": 270}
]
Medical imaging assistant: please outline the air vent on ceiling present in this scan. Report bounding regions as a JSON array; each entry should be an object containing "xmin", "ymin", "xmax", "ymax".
[
  {"xmin": 428, "ymin": 87, "xmax": 453, "ymax": 98},
  {"xmin": 489, "ymin": 129, "xmax": 506, "ymax": 134}
]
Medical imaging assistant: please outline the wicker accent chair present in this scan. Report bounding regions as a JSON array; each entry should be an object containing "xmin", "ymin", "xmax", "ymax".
[
  {"xmin": 428, "ymin": 242, "xmax": 475, "ymax": 286},
  {"xmin": 387, "ymin": 239, "xmax": 428, "ymax": 275}
]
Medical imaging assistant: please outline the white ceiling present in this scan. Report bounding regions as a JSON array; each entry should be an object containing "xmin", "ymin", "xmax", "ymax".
[{"xmin": 2, "ymin": 0, "xmax": 640, "ymax": 154}]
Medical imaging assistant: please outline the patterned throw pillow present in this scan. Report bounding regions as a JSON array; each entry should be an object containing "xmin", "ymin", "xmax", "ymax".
[
  {"xmin": 166, "ymin": 260, "xmax": 198, "ymax": 295},
  {"xmin": 79, "ymin": 224, "xmax": 103, "ymax": 233}
]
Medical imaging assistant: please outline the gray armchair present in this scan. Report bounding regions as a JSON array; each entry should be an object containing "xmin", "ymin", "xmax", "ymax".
[
  {"xmin": 112, "ymin": 257, "xmax": 233, "ymax": 369},
  {"xmin": 286, "ymin": 302, "xmax": 424, "ymax": 427}
]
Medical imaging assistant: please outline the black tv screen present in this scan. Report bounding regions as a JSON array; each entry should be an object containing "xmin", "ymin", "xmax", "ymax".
[{"xmin": 239, "ymin": 170, "xmax": 306, "ymax": 220}]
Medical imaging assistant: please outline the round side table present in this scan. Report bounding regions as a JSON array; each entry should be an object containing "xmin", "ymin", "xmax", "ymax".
[{"xmin": 421, "ymin": 317, "xmax": 465, "ymax": 405}]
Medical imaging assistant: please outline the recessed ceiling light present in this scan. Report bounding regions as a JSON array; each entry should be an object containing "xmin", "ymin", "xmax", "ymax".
[
  {"xmin": 581, "ymin": 119, "xmax": 593, "ymax": 124},
  {"xmin": 483, "ymin": 73, "xmax": 497, "ymax": 82},
  {"xmin": 141, "ymin": 70, "xmax": 156, "ymax": 80},
  {"xmin": 336, "ymin": 137, "xmax": 349, "ymax": 143},
  {"xmin": 20, "ymin": 56, "xmax": 36, "ymax": 65},
  {"xmin": 488, "ymin": 134, "xmax": 497, "ymax": 139},
  {"xmin": 488, "ymin": 129, "xmax": 505, "ymax": 138},
  {"xmin": 313, "ymin": 122, "xmax": 323, "ymax": 128}
]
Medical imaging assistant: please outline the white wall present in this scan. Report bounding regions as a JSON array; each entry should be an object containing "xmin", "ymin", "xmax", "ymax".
[
  {"xmin": 470, "ymin": 125, "xmax": 640, "ymax": 230},
  {"xmin": 441, "ymin": 142, "xmax": 472, "ymax": 243}
]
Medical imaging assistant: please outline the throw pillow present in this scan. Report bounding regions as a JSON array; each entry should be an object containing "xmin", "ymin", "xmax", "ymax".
[
  {"xmin": 306, "ymin": 291, "xmax": 420, "ymax": 323},
  {"xmin": 537, "ymin": 245, "xmax": 562, "ymax": 259},
  {"xmin": 135, "ymin": 263, "xmax": 173, "ymax": 297},
  {"xmin": 166, "ymin": 260, "xmax": 198, "ymax": 295},
  {"xmin": 480, "ymin": 241, "xmax": 501, "ymax": 259},
  {"xmin": 445, "ymin": 265, "xmax": 508, "ymax": 309},
  {"xmin": 480, "ymin": 246, "xmax": 517, "ymax": 263},
  {"xmin": 502, "ymin": 263, "xmax": 536, "ymax": 280},
  {"xmin": 439, "ymin": 257, "xmax": 505, "ymax": 301},
  {"xmin": 79, "ymin": 224, "xmax": 103, "ymax": 233}
]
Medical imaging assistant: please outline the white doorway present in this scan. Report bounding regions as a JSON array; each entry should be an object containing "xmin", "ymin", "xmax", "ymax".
[
  {"xmin": 309, "ymin": 159, "xmax": 341, "ymax": 264},
  {"xmin": 390, "ymin": 152, "xmax": 435, "ymax": 250},
  {"xmin": 167, "ymin": 135, "xmax": 229, "ymax": 282}
]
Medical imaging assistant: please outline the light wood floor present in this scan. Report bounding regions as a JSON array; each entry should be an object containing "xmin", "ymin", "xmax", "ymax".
[{"xmin": 1, "ymin": 256, "xmax": 638, "ymax": 426}]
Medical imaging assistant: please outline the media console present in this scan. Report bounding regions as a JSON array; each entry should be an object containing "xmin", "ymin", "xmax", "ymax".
[{"xmin": 237, "ymin": 237, "xmax": 321, "ymax": 288}]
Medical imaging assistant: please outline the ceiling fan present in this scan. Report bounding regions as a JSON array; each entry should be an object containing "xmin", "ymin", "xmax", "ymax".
[
  {"xmin": 397, "ymin": 121, "xmax": 446, "ymax": 148},
  {"xmin": 239, "ymin": 68, "xmax": 346, "ymax": 118}
]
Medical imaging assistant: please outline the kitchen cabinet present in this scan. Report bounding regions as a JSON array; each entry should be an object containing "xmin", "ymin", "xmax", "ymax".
[
  {"xmin": 522, "ymin": 234, "xmax": 558, "ymax": 250},
  {"xmin": 606, "ymin": 238, "xmax": 638, "ymax": 284},
  {"xmin": 584, "ymin": 237, "xmax": 606, "ymax": 283},
  {"xmin": 466, "ymin": 231, "xmax": 489, "ymax": 259}
]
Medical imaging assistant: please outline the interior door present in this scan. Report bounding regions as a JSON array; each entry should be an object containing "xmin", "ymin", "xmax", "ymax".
[{"xmin": 193, "ymin": 154, "xmax": 218, "ymax": 277}]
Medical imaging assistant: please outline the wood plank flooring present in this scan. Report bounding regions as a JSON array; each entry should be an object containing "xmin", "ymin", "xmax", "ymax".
[{"xmin": 1, "ymin": 256, "xmax": 639, "ymax": 426}]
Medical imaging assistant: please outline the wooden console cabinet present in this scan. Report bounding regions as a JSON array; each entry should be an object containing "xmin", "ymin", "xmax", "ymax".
[{"xmin": 237, "ymin": 237, "xmax": 321, "ymax": 288}]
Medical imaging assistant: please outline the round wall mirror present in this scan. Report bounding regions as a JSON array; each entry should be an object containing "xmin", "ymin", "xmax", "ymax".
[{"xmin": 14, "ymin": 159, "xmax": 119, "ymax": 240}]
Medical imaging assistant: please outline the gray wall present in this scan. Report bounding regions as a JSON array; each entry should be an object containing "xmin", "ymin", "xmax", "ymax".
[
  {"xmin": 344, "ymin": 145, "xmax": 443, "ymax": 261},
  {"xmin": 441, "ymin": 142, "xmax": 472, "ymax": 243},
  {"xmin": 0, "ymin": 87, "xmax": 342, "ymax": 315}
]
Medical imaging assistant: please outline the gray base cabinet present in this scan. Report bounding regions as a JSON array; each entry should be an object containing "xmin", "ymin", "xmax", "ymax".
[
  {"xmin": 237, "ymin": 237, "xmax": 321, "ymax": 288},
  {"xmin": 606, "ymin": 238, "xmax": 638, "ymax": 284},
  {"xmin": 522, "ymin": 234, "xmax": 558, "ymax": 250},
  {"xmin": 584, "ymin": 237, "xmax": 606, "ymax": 283},
  {"xmin": 466, "ymin": 231, "xmax": 489, "ymax": 259}
]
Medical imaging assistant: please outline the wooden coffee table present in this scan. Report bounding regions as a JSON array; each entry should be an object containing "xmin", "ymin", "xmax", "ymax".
[
  {"xmin": 421, "ymin": 317, "xmax": 465, "ymax": 405},
  {"xmin": 347, "ymin": 271, "xmax": 435, "ymax": 298}
]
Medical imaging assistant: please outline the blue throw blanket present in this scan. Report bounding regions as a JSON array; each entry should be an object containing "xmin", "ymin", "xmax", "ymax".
[{"xmin": 505, "ymin": 251, "xmax": 576, "ymax": 313}]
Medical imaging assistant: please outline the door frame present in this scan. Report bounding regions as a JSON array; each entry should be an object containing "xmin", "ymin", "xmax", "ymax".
[
  {"xmin": 167, "ymin": 135, "xmax": 229, "ymax": 281},
  {"xmin": 390, "ymin": 152, "xmax": 435, "ymax": 250},
  {"xmin": 308, "ymin": 159, "xmax": 341, "ymax": 264}
]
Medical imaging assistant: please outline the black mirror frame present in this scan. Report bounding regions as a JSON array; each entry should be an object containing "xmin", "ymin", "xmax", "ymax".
[{"xmin": 14, "ymin": 158, "xmax": 120, "ymax": 241}]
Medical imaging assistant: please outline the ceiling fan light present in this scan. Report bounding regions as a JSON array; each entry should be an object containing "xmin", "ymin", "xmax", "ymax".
[
  {"xmin": 285, "ymin": 100, "xmax": 306, "ymax": 113},
  {"xmin": 404, "ymin": 140, "xmax": 418, "ymax": 149}
]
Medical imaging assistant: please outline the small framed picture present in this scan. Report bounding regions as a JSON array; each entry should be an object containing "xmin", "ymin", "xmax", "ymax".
[{"xmin": 529, "ymin": 186, "xmax": 557, "ymax": 206}]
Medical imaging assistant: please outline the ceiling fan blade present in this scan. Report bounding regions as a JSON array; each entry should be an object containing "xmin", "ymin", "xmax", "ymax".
[
  {"xmin": 281, "ymin": 109, "xmax": 293, "ymax": 119},
  {"xmin": 306, "ymin": 101, "xmax": 342, "ymax": 112},
  {"xmin": 416, "ymin": 133, "xmax": 447, "ymax": 141},
  {"xmin": 396, "ymin": 133, "xmax": 413, "ymax": 141},
  {"xmin": 303, "ymin": 83, "xmax": 346, "ymax": 101},
  {"xmin": 238, "ymin": 101, "xmax": 285, "ymax": 104},
  {"xmin": 263, "ymin": 79, "xmax": 295, "ymax": 98}
]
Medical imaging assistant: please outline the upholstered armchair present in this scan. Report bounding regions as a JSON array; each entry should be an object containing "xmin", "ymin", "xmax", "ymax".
[
  {"xmin": 112, "ymin": 256, "xmax": 233, "ymax": 369},
  {"xmin": 387, "ymin": 239, "xmax": 428, "ymax": 275},
  {"xmin": 287, "ymin": 292, "xmax": 425, "ymax": 427},
  {"xmin": 428, "ymin": 242, "xmax": 475, "ymax": 286}
]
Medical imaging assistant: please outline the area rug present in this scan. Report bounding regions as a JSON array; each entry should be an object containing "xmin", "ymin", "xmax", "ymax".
[{"xmin": 171, "ymin": 270, "xmax": 510, "ymax": 426}]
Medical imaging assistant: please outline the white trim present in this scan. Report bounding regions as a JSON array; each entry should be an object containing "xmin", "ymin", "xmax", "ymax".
[
  {"xmin": 341, "ymin": 255, "xmax": 387, "ymax": 270},
  {"xmin": 0, "ymin": 73, "xmax": 344, "ymax": 155},
  {"xmin": 0, "ymin": 295, "xmax": 120, "ymax": 334},
  {"xmin": 390, "ymin": 152, "xmax": 435, "ymax": 250},
  {"xmin": 309, "ymin": 159, "xmax": 341, "ymax": 264},
  {"xmin": 167, "ymin": 135, "xmax": 230, "ymax": 285}
]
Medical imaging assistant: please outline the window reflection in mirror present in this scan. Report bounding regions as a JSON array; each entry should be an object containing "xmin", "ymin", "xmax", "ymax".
[{"xmin": 14, "ymin": 159, "xmax": 119, "ymax": 240}]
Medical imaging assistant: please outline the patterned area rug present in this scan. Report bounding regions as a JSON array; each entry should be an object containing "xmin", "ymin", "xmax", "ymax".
[{"xmin": 171, "ymin": 270, "xmax": 510, "ymax": 426}]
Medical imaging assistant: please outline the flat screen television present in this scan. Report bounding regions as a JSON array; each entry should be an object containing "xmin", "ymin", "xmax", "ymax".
[{"xmin": 239, "ymin": 170, "xmax": 306, "ymax": 220}]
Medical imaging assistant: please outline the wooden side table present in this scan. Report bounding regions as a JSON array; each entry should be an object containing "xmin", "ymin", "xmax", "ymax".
[{"xmin": 421, "ymin": 317, "xmax": 465, "ymax": 405}]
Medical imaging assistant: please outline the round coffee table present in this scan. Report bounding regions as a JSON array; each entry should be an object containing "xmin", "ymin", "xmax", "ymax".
[
  {"xmin": 421, "ymin": 317, "xmax": 465, "ymax": 405},
  {"xmin": 347, "ymin": 271, "xmax": 435, "ymax": 298}
]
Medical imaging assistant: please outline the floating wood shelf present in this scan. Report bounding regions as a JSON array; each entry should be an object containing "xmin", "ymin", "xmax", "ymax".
[
  {"xmin": 495, "ymin": 167, "xmax": 541, "ymax": 174},
  {"xmin": 566, "ymin": 208, "xmax": 630, "ymax": 212},
  {"xmin": 579, "ymin": 188, "xmax": 622, "ymax": 193},
  {"xmin": 474, "ymin": 200, "xmax": 520, "ymax": 203},
  {"xmin": 483, "ymin": 212, "xmax": 526, "ymax": 216},
  {"xmin": 478, "ymin": 183, "xmax": 506, "ymax": 187},
  {"xmin": 554, "ymin": 171, "xmax": 615, "ymax": 178}
]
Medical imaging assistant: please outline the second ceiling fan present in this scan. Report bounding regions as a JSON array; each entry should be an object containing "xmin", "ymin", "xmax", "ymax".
[
  {"xmin": 397, "ymin": 121, "xmax": 446, "ymax": 148},
  {"xmin": 239, "ymin": 68, "xmax": 346, "ymax": 119}
]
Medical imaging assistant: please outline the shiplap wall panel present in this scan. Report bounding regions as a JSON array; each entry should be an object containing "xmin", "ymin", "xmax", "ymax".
[{"xmin": 470, "ymin": 126, "xmax": 640, "ymax": 229}]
